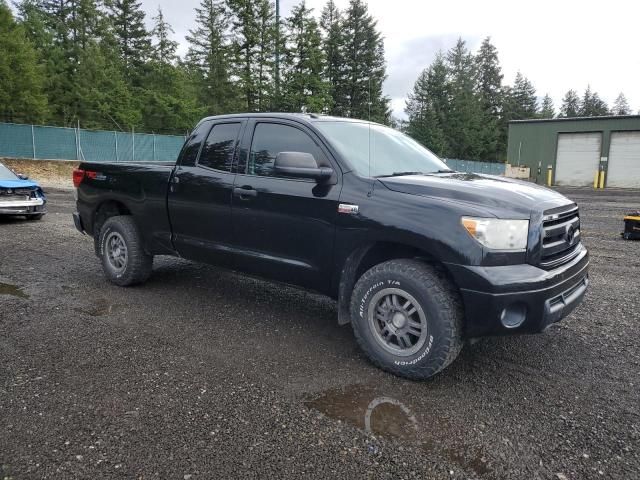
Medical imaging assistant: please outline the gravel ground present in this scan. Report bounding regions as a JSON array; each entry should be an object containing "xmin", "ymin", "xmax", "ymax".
[{"xmin": 1, "ymin": 187, "xmax": 639, "ymax": 479}]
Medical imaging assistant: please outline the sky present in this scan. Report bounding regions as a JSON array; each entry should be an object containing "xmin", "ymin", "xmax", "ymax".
[{"xmin": 141, "ymin": 0, "xmax": 639, "ymax": 119}]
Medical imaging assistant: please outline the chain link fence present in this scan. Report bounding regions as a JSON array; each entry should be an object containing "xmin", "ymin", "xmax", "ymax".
[
  {"xmin": 0, "ymin": 122, "xmax": 186, "ymax": 163},
  {"xmin": 0, "ymin": 122, "xmax": 506, "ymax": 174}
]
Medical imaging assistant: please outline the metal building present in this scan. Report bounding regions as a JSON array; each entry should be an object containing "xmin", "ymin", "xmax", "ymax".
[{"xmin": 507, "ymin": 115, "xmax": 640, "ymax": 188}]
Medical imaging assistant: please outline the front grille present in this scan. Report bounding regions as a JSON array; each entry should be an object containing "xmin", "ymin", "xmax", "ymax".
[
  {"xmin": 0, "ymin": 194, "xmax": 30, "ymax": 202},
  {"xmin": 540, "ymin": 204, "xmax": 582, "ymax": 269},
  {"xmin": 0, "ymin": 187, "xmax": 36, "ymax": 197}
]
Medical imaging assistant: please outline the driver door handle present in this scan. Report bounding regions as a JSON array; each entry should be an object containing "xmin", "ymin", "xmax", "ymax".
[{"xmin": 233, "ymin": 186, "xmax": 257, "ymax": 199}]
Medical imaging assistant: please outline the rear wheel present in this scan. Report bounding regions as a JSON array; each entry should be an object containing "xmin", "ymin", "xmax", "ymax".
[
  {"xmin": 350, "ymin": 259, "xmax": 463, "ymax": 380},
  {"xmin": 98, "ymin": 216, "xmax": 152, "ymax": 286},
  {"xmin": 27, "ymin": 214, "xmax": 44, "ymax": 221}
]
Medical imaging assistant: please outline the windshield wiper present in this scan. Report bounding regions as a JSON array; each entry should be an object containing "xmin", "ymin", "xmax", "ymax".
[{"xmin": 376, "ymin": 171, "xmax": 424, "ymax": 177}]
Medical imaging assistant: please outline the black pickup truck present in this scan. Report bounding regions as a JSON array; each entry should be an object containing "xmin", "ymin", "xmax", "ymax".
[{"xmin": 73, "ymin": 113, "xmax": 589, "ymax": 379}]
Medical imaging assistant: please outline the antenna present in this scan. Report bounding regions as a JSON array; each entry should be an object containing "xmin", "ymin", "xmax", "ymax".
[
  {"xmin": 368, "ymin": 77, "xmax": 372, "ymax": 179},
  {"xmin": 275, "ymin": 0, "xmax": 280, "ymax": 108},
  {"xmin": 368, "ymin": 77, "xmax": 372, "ymax": 122}
]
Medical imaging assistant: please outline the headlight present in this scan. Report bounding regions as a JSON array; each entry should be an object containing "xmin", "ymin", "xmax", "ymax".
[{"xmin": 461, "ymin": 217, "xmax": 529, "ymax": 251}]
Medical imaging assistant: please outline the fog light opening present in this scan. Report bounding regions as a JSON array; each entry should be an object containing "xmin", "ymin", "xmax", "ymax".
[{"xmin": 500, "ymin": 303, "xmax": 527, "ymax": 329}]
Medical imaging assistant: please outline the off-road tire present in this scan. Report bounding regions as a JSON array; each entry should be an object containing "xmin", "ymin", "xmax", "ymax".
[
  {"xmin": 350, "ymin": 259, "xmax": 463, "ymax": 380},
  {"xmin": 98, "ymin": 215, "xmax": 152, "ymax": 286}
]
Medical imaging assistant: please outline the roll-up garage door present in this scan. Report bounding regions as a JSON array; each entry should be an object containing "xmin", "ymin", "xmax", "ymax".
[
  {"xmin": 555, "ymin": 133, "xmax": 602, "ymax": 186},
  {"xmin": 607, "ymin": 131, "xmax": 640, "ymax": 188}
]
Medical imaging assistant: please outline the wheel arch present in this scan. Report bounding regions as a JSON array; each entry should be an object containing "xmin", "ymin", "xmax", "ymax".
[
  {"xmin": 92, "ymin": 200, "xmax": 133, "ymax": 255},
  {"xmin": 337, "ymin": 241, "xmax": 456, "ymax": 325}
]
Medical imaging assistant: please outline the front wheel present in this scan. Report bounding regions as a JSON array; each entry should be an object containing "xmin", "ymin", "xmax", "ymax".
[
  {"xmin": 98, "ymin": 216, "xmax": 153, "ymax": 286},
  {"xmin": 350, "ymin": 259, "xmax": 463, "ymax": 380}
]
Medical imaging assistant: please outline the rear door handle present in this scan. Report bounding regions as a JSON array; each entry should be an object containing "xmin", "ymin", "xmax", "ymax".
[{"xmin": 233, "ymin": 186, "xmax": 257, "ymax": 199}]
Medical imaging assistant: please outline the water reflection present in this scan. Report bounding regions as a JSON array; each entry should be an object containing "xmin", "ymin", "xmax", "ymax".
[
  {"xmin": 305, "ymin": 384, "xmax": 491, "ymax": 476},
  {"xmin": 0, "ymin": 282, "xmax": 29, "ymax": 299}
]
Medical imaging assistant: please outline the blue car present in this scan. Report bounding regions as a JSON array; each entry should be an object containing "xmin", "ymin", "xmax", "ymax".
[{"xmin": 0, "ymin": 162, "xmax": 46, "ymax": 220}]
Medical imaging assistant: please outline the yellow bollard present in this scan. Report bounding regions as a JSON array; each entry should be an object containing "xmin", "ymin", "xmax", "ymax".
[
  {"xmin": 599, "ymin": 170, "xmax": 605, "ymax": 189},
  {"xmin": 594, "ymin": 171, "xmax": 599, "ymax": 189},
  {"xmin": 546, "ymin": 168, "xmax": 553, "ymax": 187}
]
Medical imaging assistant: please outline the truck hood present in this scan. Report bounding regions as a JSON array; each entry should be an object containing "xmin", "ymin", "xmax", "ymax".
[{"xmin": 378, "ymin": 172, "xmax": 572, "ymax": 217}]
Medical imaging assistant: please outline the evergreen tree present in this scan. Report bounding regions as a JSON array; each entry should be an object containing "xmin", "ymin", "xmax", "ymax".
[
  {"xmin": 185, "ymin": 0, "xmax": 236, "ymax": 115},
  {"xmin": 280, "ymin": 1, "xmax": 330, "ymax": 113},
  {"xmin": 19, "ymin": 0, "xmax": 111, "ymax": 126},
  {"xmin": 138, "ymin": 64, "xmax": 200, "ymax": 133},
  {"xmin": 444, "ymin": 38, "xmax": 484, "ymax": 159},
  {"xmin": 16, "ymin": 0, "xmax": 54, "ymax": 53},
  {"xmin": 404, "ymin": 57, "xmax": 449, "ymax": 156},
  {"xmin": 73, "ymin": 42, "xmax": 140, "ymax": 130},
  {"xmin": 151, "ymin": 7, "xmax": 178, "ymax": 65},
  {"xmin": 539, "ymin": 94, "xmax": 555, "ymax": 118},
  {"xmin": 611, "ymin": 93, "xmax": 631, "ymax": 116},
  {"xmin": 107, "ymin": 0, "xmax": 151, "ymax": 71},
  {"xmin": 474, "ymin": 37, "xmax": 503, "ymax": 160},
  {"xmin": 560, "ymin": 89, "xmax": 580, "ymax": 117},
  {"xmin": 254, "ymin": 0, "xmax": 276, "ymax": 111},
  {"xmin": 579, "ymin": 86, "xmax": 609, "ymax": 116},
  {"xmin": 340, "ymin": 0, "xmax": 390, "ymax": 123},
  {"xmin": 505, "ymin": 72, "xmax": 537, "ymax": 119},
  {"xmin": 475, "ymin": 37, "xmax": 503, "ymax": 117},
  {"xmin": 0, "ymin": 0, "xmax": 48, "ymax": 122},
  {"xmin": 227, "ymin": 0, "xmax": 276, "ymax": 111},
  {"xmin": 142, "ymin": 7, "xmax": 198, "ymax": 132},
  {"xmin": 35, "ymin": 0, "xmax": 105, "ymax": 52},
  {"xmin": 320, "ymin": 0, "xmax": 345, "ymax": 115}
]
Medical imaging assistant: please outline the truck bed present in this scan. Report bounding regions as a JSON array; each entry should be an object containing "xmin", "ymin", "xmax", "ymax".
[{"xmin": 75, "ymin": 161, "xmax": 177, "ymax": 255}]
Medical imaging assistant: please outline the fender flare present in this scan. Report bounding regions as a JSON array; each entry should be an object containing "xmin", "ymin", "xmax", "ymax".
[{"xmin": 337, "ymin": 245, "xmax": 373, "ymax": 325}]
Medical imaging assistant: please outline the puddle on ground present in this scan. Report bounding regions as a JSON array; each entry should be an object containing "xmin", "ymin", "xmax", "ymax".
[
  {"xmin": 304, "ymin": 384, "xmax": 491, "ymax": 476},
  {"xmin": 74, "ymin": 298, "xmax": 117, "ymax": 317},
  {"xmin": 0, "ymin": 282, "xmax": 29, "ymax": 299},
  {"xmin": 305, "ymin": 385, "xmax": 420, "ymax": 442}
]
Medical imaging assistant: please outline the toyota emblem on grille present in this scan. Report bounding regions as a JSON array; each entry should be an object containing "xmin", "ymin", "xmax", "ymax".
[{"xmin": 566, "ymin": 225, "xmax": 575, "ymax": 244}]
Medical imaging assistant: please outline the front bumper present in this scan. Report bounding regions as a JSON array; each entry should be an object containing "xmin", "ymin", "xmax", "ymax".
[
  {"xmin": 445, "ymin": 245, "xmax": 589, "ymax": 337},
  {"xmin": 0, "ymin": 197, "xmax": 46, "ymax": 215}
]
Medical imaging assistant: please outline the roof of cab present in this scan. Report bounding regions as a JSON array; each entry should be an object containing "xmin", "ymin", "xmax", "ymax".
[{"xmin": 198, "ymin": 112, "xmax": 379, "ymax": 126}]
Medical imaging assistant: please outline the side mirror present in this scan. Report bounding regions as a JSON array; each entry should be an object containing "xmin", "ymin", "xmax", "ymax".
[
  {"xmin": 274, "ymin": 152, "xmax": 333, "ymax": 182},
  {"xmin": 17, "ymin": 173, "xmax": 29, "ymax": 180}
]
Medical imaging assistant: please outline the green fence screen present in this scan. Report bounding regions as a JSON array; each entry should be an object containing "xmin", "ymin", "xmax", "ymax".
[
  {"xmin": 0, "ymin": 122, "xmax": 506, "ymax": 174},
  {"xmin": 443, "ymin": 158, "xmax": 505, "ymax": 175},
  {"xmin": 0, "ymin": 122, "xmax": 186, "ymax": 163}
]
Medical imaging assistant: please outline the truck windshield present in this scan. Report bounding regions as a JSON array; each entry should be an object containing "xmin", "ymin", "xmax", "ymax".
[
  {"xmin": 315, "ymin": 121, "xmax": 450, "ymax": 177},
  {"xmin": 0, "ymin": 163, "xmax": 19, "ymax": 181}
]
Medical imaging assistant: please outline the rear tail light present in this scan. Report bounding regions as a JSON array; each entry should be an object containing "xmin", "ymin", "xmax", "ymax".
[
  {"xmin": 72, "ymin": 169, "xmax": 97, "ymax": 188},
  {"xmin": 72, "ymin": 169, "xmax": 84, "ymax": 188}
]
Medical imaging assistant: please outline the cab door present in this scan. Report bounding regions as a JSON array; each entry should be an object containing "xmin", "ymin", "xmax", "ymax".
[
  {"xmin": 168, "ymin": 119, "xmax": 246, "ymax": 266},
  {"xmin": 231, "ymin": 119, "xmax": 341, "ymax": 292}
]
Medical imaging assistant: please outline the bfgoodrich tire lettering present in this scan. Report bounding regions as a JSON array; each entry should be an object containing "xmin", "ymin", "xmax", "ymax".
[
  {"xmin": 99, "ymin": 215, "xmax": 152, "ymax": 286},
  {"xmin": 350, "ymin": 259, "xmax": 463, "ymax": 380}
]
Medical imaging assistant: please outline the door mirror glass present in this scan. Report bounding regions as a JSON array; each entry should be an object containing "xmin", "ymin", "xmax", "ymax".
[{"xmin": 274, "ymin": 152, "xmax": 333, "ymax": 182}]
